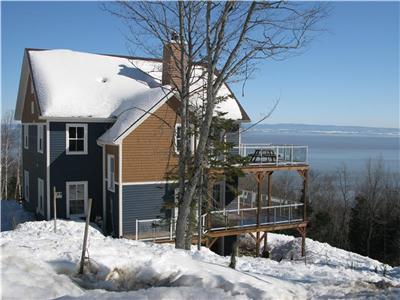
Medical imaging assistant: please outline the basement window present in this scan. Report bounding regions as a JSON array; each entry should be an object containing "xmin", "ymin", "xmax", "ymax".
[{"xmin": 66, "ymin": 124, "xmax": 88, "ymax": 155}]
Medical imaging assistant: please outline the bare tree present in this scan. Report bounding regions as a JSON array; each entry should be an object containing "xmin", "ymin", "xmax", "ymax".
[
  {"xmin": 1, "ymin": 110, "xmax": 19, "ymax": 200},
  {"xmin": 106, "ymin": 1, "xmax": 327, "ymax": 249}
]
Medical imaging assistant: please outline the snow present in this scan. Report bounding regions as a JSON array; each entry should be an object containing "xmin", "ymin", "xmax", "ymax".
[
  {"xmin": 1, "ymin": 200, "xmax": 35, "ymax": 231},
  {"xmin": 28, "ymin": 49, "xmax": 245, "ymax": 144},
  {"xmin": 1, "ymin": 218, "xmax": 399, "ymax": 299},
  {"xmin": 97, "ymin": 86, "xmax": 174, "ymax": 144}
]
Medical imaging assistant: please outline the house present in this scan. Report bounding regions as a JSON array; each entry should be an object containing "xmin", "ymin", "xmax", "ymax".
[{"xmin": 15, "ymin": 43, "xmax": 309, "ymax": 255}]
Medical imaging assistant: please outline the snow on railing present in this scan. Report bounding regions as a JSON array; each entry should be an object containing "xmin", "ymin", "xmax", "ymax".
[
  {"xmin": 201, "ymin": 203, "xmax": 304, "ymax": 233},
  {"xmin": 234, "ymin": 144, "xmax": 308, "ymax": 166}
]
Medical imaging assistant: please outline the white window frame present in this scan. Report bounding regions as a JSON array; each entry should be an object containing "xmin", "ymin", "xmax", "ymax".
[
  {"xmin": 174, "ymin": 123, "xmax": 182, "ymax": 154},
  {"xmin": 37, "ymin": 178, "xmax": 44, "ymax": 215},
  {"xmin": 24, "ymin": 170, "xmax": 29, "ymax": 202},
  {"xmin": 23, "ymin": 125, "xmax": 29, "ymax": 150},
  {"xmin": 66, "ymin": 124, "xmax": 88, "ymax": 155},
  {"xmin": 37, "ymin": 125, "xmax": 44, "ymax": 154},
  {"xmin": 31, "ymin": 101, "xmax": 35, "ymax": 115},
  {"xmin": 174, "ymin": 188, "xmax": 179, "ymax": 219},
  {"xmin": 66, "ymin": 181, "xmax": 88, "ymax": 218},
  {"xmin": 107, "ymin": 154, "xmax": 115, "ymax": 192}
]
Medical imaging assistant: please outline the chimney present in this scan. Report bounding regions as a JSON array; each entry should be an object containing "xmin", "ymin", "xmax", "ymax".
[{"xmin": 162, "ymin": 32, "xmax": 186, "ymax": 90}]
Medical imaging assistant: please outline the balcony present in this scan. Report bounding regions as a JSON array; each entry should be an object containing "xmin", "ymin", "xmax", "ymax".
[{"xmin": 235, "ymin": 144, "xmax": 308, "ymax": 167}]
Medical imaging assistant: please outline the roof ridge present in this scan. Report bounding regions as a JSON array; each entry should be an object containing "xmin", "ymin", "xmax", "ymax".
[{"xmin": 26, "ymin": 48, "xmax": 162, "ymax": 63}]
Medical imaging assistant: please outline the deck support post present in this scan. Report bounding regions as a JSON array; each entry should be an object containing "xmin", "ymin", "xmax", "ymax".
[
  {"xmin": 302, "ymin": 228, "xmax": 306, "ymax": 257},
  {"xmin": 255, "ymin": 172, "xmax": 265, "ymax": 256},
  {"xmin": 298, "ymin": 169, "xmax": 309, "ymax": 222},
  {"xmin": 296, "ymin": 226, "xmax": 307, "ymax": 257},
  {"xmin": 206, "ymin": 176, "xmax": 216, "ymax": 248}
]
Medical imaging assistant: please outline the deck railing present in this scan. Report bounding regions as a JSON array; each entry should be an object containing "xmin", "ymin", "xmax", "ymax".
[
  {"xmin": 135, "ymin": 203, "xmax": 304, "ymax": 240},
  {"xmin": 135, "ymin": 218, "xmax": 176, "ymax": 241},
  {"xmin": 235, "ymin": 144, "xmax": 308, "ymax": 166},
  {"xmin": 201, "ymin": 203, "xmax": 304, "ymax": 233}
]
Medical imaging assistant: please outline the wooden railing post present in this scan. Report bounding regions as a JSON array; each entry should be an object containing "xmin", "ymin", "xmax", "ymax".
[{"xmin": 255, "ymin": 172, "xmax": 265, "ymax": 256}]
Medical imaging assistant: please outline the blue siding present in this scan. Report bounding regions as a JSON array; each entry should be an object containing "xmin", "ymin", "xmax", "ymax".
[
  {"xmin": 122, "ymin": 183, "xmax": 175, "ymax": 235},
  {"xmin": 105, "ymin": 187, "xmax": 119, "ymax": 236},
  {"xmin": 22, "ymin": 124, "xmax": 47, "ymax": 219},
  {"xmin": 49, "ymin": 122, "xmax": 109, "ymax": 220}
]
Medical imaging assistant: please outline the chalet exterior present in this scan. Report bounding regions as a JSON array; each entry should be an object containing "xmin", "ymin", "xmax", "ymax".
[{"xmin": 15, "ymin": 44, "xmax": 309, "ymax": 255}]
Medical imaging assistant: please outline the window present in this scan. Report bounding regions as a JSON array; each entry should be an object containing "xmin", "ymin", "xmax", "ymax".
[
  {"xmin": 24, "ymin": 170, "xmax": 29, "ymax": 202},
  {"xmin": 107, "ymin": 154, "xmax": 115, "ymax": 192},
  {"xmin": 173, "ymin": 188, "xmax": 179, "ymax": 219},
  {"xmin": 23, "ymin": 125, "xmax": 29, "ymax": 149},
  {"xmin": 37, "ymin": 178, "xmax": 44, "ymax": 215},
  {"xmin": 66, "ymin": 124, "xmax": 88, "ymax": 155},
  {"xmin": 37, "ymin": 125, "xmax": 44, "ymax": 154},
  {"xmin": 174, "ymin": 124, "xmax": 182, "ymax": 154},
  {"xmin": 174, "ymin": 123, "xmax": 195, "ymax": 154},
  {"xmin": 31, "ymin": 101, "xmax": 35, "ymax": 115},
  {"xmin": 66, "ymin": 181, "xmax": 88, "ymax": 218}
]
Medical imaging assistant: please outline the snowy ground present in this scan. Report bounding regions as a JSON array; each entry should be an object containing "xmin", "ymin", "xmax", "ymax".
[
  {"xmin": 1, "ymin": 205, "xmax": 399, "ymax": 299},
  {"xmin": 1, "ymin": 200, "xmax": 35, "ymax": 231}
]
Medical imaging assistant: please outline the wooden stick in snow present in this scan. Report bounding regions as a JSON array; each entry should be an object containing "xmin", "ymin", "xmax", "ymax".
[{"xmin": 79, "ymin": 198, "xmax": 92, "ymax": 275}]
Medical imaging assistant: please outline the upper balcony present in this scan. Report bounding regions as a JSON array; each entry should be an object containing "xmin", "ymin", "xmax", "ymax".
[{"xmin": 234, "ymin": 144, "xmax": 309, "ymax": 171}]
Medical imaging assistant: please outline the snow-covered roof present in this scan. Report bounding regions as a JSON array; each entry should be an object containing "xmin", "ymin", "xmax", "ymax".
[{"xmin": 15, "ymin": 49, "xmax": 249, "ymax": 144}]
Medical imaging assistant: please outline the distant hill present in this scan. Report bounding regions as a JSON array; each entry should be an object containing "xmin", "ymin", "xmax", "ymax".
[{"xmin": 243, "ymin": 123, "xmax": 400, "ymax": 137}]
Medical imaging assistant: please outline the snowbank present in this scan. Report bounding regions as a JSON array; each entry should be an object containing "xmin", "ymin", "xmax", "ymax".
[
  {"xmin": 1, "ymin": 200, "xmax": 35, "ymax": 231},
  {"xmin": 1, "ymin": 220, "xmax": 399, "ymax": 299}
]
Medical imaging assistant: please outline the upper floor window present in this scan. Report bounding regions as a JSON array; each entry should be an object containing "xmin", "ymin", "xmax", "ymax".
[
  {"xmin": 66, "ymin": 124, "xmax": 88, "ymax": 155},
  {"xmin": 31, "ymin": 101, "xmax": 35, "ymax": 115},
  {"xmin": 37, "ymin": 125, "xmax": 44, "ymax": 154},
  {"xmin": 174, "ymin": 123, "xmax": 182, "ymax": 154},
  {"xmin": 23, "ymin": 125, "xmax": 29, "ymax": 150},
  {"xmin": 174, "ymin": 123, "xmax": 195, "ymax": 154},
  {"xmin": 107, "ymin": 154, "xmax": 115, "ymax": 192}
]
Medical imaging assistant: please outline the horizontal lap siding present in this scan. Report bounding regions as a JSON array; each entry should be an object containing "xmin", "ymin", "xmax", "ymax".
[
  {"xmin": 50, "ymin": 122, "xmax": 108, "ymax": 220},
  {"xmin": 122, "ymin": 183, "xmax": 175, "ymax": 235},
  {"xmin": 22, "ymin": 124, "xmax": 46, "ymax": 218},
  {"xmin": 122, "ymin": 99, "xmax": 180, "ymax": 183},
  {"xmin": 106, "ymin": 188, "xmax": 119, "ymax": 236}
]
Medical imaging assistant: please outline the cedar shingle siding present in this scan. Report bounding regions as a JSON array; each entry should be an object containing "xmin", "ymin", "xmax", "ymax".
[{"xmin": 122, "ymin": 98, "xmax": 180, "ymax": 183}]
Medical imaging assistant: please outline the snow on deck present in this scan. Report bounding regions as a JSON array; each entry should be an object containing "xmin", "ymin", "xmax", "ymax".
[{"xmin": 1, "ymin": 218, "xmax": 399, "ymax": 299}]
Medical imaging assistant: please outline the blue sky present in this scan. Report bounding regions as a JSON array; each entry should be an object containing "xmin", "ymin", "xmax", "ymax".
[{"xmin": 2, "ymin": 1, "xmax": 399, "ymax": 128}]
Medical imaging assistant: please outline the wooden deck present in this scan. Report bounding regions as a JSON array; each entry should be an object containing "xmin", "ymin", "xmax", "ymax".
[{"xmin": 205, "ymin": 221, "xmax": 307, "ymax": 238}]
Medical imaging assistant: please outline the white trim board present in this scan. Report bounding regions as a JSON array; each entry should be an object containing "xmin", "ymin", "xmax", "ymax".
[
  {"xmin": 41, "ymin": 117, "xmax": 115, "ymax": 123},
  {"xmin": 118, "ymin": 144, "xmax": 123, "ymax": 237},
  {"xmin": 121, "ymin": 181, "xmax": 178, "ymax": 186},
  {"xmin": 46, "ymin": 121, "xmax": 50, "ymax": 220}
]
